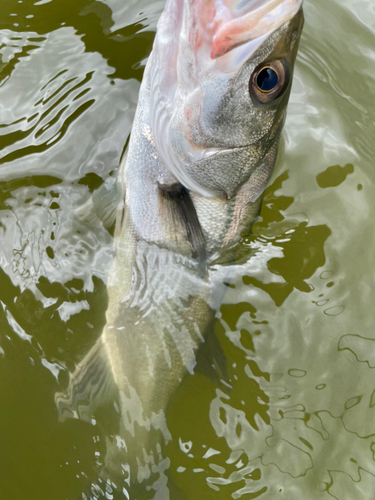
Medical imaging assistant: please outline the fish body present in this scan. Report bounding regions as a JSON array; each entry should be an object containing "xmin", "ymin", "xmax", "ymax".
[{"xmin": 57, "ymin": 0, "xmax": 304, "ymax": 495}]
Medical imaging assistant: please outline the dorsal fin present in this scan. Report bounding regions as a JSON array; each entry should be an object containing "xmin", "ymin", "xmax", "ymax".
[{"xmin": 159, "ymin": 183, "xmax": 207, "ymax": 265}]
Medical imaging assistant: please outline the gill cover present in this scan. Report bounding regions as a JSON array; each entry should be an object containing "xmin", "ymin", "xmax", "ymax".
[{"xmin": 146, "ymin": 0, "xmax": 303, "ymax": 198}]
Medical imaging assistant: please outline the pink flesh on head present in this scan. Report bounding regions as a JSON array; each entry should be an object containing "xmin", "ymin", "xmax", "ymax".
[
  {"xmin": 188, "ymin": 0, "xmax": 303, "ymax": 59},
  {"xmin": 211, "ymin": 0, "xmax": 303, "ymax": 58}
]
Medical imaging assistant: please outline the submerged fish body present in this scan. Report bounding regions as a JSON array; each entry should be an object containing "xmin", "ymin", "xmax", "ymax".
[{"xmin": 56, "ymin": 0, "xmax": 304, "ymax": 495}]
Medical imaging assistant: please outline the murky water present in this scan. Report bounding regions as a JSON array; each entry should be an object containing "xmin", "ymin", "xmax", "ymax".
[{"xmin": 0, "ymin": 0, "xmax": 374, "ymax": 498}]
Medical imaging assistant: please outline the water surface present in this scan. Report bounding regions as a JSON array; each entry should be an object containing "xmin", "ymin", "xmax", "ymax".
[{"xmin": 0, "ymin": 0, "xmax": 374, "ymax": 498}]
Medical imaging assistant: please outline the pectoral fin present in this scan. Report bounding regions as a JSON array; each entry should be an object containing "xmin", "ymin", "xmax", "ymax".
[
  {"xmin": 55, "ymin": 338, "xmax": 118, "ymax": 423},
  {"xmin": 194, "ymin": 327, "xmax": 229, "ymax": 387},
  {"xmin": 76, "ymin": 176, "xmax": 124, "ymax": 230},
  {"xmin": 159, "ymin": 183, "xmax": 206, "ymax": 266}
]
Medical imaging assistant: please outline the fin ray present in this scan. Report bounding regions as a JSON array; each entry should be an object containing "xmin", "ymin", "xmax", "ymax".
[
  {"xmin": 55, "ymin": 339, "xmax": 117, "ymax": 422},
  {"xmin": 159, "ymin": 183, "xmax": 206, "ymax": 263},
  {"xmin": 76, "ymin": 177, "xmax": 124, "ymax": 230}
]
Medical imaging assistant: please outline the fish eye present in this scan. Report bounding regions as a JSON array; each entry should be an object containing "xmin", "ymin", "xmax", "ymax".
[
  {"xmin": 256, "ymin": 67, "xmax": 279, "ymax": 93},
  {"xmin": 250, "ymin": 60, "xmax": 288, "ymax": 104}
]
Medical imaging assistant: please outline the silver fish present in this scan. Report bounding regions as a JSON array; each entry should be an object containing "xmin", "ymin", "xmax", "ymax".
[{"xmin": 56, "ymin": 0, "xmax": 304, "ymax": 495}]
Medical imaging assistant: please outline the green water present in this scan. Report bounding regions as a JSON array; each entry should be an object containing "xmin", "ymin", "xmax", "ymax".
[{"xmin": 0, "ymin": 0, "xmax": 374, "ymax": 498}]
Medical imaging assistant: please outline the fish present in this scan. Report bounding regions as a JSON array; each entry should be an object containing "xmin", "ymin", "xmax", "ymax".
[{"xmin": 56, "ymin": 0, "xmax": 304, "ymax": 496}]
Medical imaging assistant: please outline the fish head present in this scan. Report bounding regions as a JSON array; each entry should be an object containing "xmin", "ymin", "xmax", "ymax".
[{"xmin": 146, "ymin": 0, "xmax": 304, "ymax": 199}]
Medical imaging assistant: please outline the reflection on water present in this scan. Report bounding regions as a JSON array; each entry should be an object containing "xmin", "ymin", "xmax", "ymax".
[{"xmin": 0, "ymin": 0, "xmax": 374, "ymax": 499}]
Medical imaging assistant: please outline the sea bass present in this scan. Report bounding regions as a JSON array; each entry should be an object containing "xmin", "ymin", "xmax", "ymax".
[{"xmin": 57, "ymin": 0, "xmax": 303, "ymax": 496}]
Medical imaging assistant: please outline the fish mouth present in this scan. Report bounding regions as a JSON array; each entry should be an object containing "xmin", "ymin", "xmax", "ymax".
[{"xmin": 210, "ymin": 0, "xmax": 304, "ymax": 59}]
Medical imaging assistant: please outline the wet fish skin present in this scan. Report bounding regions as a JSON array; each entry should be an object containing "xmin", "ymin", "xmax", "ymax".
[{"xmin": 103, "ymin": 5, "xmax": 303, "ymax": 487}]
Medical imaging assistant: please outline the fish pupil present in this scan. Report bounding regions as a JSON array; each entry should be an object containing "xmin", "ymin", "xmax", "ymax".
[{"xmin": 256, "ymin": 67, "xmax": 278, "ymax": 92}]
